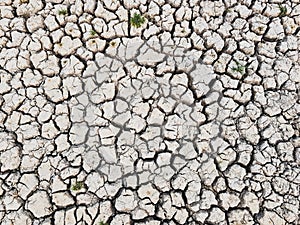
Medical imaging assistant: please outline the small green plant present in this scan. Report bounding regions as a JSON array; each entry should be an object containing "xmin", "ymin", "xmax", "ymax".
[
  {"xmin": 130, "ymin": 13, "xmax": 146, "ymax": 28},
  {"xmin": 58, "ymin": 9, "xmax": 68, "ymax": 16},
  {"xmin": 224, "ymin": 8, "xmax": 232, "ymax": 13},
  {"xmin": 278, "ymin": 4, "xmax": 287, "ymax": 17},
  {"xmin": 71, "ymin": 182, "xmax": 83, "ymax": 191},
  {"xmin": 99, "ymin": 221, "xmax": 108, "ymax": 225},
  {"xmin": 231, "ymin": 61, "xmax": 246, "ymax": 74},
  {"xmin": 90, "ymin": 30, "xmax": 97, "ymax": 36}
]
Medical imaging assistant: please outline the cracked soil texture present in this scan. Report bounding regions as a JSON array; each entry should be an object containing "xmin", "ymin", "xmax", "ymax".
[{"xmin": 0, "ymin": 0, "xmax": 300, "ymax": 225}]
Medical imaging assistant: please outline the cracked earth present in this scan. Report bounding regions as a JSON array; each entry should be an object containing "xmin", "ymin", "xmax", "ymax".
[{"xmin": 0, "ymin": 0, "xmax": 300, "ymax": 224}]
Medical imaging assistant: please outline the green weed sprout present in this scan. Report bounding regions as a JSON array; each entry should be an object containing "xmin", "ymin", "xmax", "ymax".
[
  {"xmin": 231, "ymin": 61, "xmax": 246, "ymax": 74},
  {"xmin": 90, "ymin": 30, "xmax": 97, "ymax": 36},
  {"xmin": 278, "ymin": 5, "xmax": 287, "ymax": 17},
  {"xmin": 71, "ymin": 182, "xmax": 83, "ymax": 191},
  {"xmin": 58, "ymin": 9, "xmax": 68, "ymax": 16},
  {"xmin": 99, "ymin": 221, "xmax": 108, "ymax": 225},
  {"xmin": 130, "ymin": 13, "xmax": 146, "ymax": 28}
]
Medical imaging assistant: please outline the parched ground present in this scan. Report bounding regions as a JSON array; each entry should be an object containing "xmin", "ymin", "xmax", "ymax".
[{"xmin": 0, "ymin": 0, "xmax": 299, "ymax": 224}]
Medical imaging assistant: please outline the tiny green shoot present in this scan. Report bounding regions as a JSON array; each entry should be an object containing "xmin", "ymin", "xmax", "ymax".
[
  {"xmin": 58, "ymin": 9, "xmax": 68, "ymax": 16},
  {"xmin": 71, "ymin": 182, "xmax": 83, "ymax": 191},
  {"xmin": 231, "ymin": 61, "xmax": 246, "ymax": 74},
  {"xmin": 278, "ymin": 5, "xmax": 287, "ymax": 17},
  {"xmin": 90, "ymin": 30, "xmax": 97, "ymax": 36},
  {"xmin": 99, "ymin": 221, "xmax": 108, "ymax": 225},
  {"xmin": 130, "ymin": 13, "xmax": 146, "ymax": 28}
]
